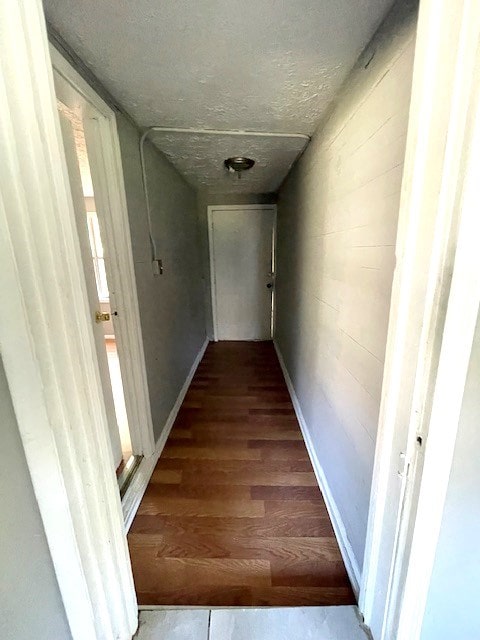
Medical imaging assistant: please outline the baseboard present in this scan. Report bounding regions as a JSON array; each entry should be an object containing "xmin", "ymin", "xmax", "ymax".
[
  {"xmin": 123, "ymin": 337, "xmax": 209, "ymax": 531},
  {"xmin": 274, "ymin": 341, "xmax": 361, "ymax": 596}
]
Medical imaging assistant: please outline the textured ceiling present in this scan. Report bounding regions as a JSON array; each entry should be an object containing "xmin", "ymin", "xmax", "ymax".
[
  {"xmin": 147, "ymin": 131, "xmax": 307, "ymax": 193},
  {"xmin": 44, "ymin": 0, "xmax": 395, "ymax": 193}
]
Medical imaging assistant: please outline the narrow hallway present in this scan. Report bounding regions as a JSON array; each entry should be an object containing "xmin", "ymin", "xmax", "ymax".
[
  {"xmin": 128, "ymin": 342, "xmax": 354, "ymax": 606},
  {"xmin": 6, "ymin": 0, "xmax": 480, "ymax": 638}
]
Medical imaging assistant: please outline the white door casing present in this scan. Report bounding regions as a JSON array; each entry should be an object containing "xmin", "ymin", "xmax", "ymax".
[
  {"xmin": 360, "ymin": 1, "xmax": 480, "ymax": 639},
  {"xmin": 0, "ymin": 0, "xmax": 138, "ymax": 638},
  {"xmin": 209, "ymin": 205, "xmax": 276, "ymax": 341}
]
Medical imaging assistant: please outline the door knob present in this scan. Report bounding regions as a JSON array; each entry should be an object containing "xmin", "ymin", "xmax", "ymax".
[{"xmin": 95, "ymin": 311, "xmax": 110, "ymax": 323}]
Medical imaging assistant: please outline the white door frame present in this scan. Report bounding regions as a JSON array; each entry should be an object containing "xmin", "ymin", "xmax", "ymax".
[
  {"xmin": 0, "ymin": 2, "xmax": 138, "ymax": 638},
  {"xmin": 207, "ymin": 204, "xmax": 277, "ymax": 342},
  {"xmin": 360, "ymin": 1, "xmax": 480, "ymax": 638},
  {"xmin": 50, "ymin": 46, "xmax": 155, "ymax": 461}
]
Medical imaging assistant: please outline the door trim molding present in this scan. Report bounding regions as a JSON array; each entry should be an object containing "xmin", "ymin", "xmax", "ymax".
[
  {"xmin": 50, "ymin": 46, "xmax": 155, "ymax": 459},
  {"xmin": 360, "ymin": 1, "xmax": 480, "ymax": 638},
  {"xmin": 395, "ymin": 2, "xmax": 480, "ymax": 637},
  {"xmin": 0, "ymin": 1, "xmax": 137, "ymax": 638},
  {"xmin": 207, "ymin": 204, "xmax": 277, "ymax": 342}
]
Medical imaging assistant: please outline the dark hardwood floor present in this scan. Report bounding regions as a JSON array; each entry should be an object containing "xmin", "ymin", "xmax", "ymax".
[{"xmin": 128, "ymin": 341, "xmax": 355, "ymax": 606}]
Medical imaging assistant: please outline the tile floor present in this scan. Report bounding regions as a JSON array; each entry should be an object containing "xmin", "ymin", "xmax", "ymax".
[{"xmin": 135, "ymin": 607, "xmax": 368, "ymax": 640}]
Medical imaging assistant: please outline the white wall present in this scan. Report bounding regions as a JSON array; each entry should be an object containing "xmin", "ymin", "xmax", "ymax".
[
  {"xmin": 420, "ymin": 313, "xmax": 480, "ymax": 639},
  {"xmin": 0, "ymin": 358, "xmax": 72, "ymax": 640},
  {"xmin": 275, "ymin": 0, "xmax": 418, "ymax": 573}
]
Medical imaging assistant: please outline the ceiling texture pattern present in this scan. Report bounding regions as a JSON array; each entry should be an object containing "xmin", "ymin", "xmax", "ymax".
[
  {"xmin": 146, "ymin": 131, "xmax": 308, "ymax": 193},
  {"xmin": 45, "ymin": 0, "xmax": 395, "ymax": 193}
]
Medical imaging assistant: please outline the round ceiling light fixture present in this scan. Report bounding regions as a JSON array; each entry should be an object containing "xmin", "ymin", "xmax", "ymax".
[{"xmin": 224, "ymin": 156, "xmax": 255, "ymax": 178}]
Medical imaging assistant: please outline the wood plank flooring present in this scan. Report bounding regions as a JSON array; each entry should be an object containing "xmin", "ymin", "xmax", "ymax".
[{"xmin": 128, "ymin": 341, "xmax": 355, "ymax": 606}]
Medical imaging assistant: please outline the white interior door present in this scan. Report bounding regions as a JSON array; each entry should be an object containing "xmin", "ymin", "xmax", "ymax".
[
  {"xmin": 210, "ymin": 206, "xmax": 275, "ymax": 341},
  {"xmin": 57, "ymin": 107, "xmax": 123, "ymax": 468},
  {"xmin": 54, "ymin": 70, "xmax": 128, "ymax": 469}
]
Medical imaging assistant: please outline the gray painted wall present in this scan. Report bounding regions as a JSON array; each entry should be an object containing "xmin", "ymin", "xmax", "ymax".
[
  {"xmin": 274, "ymin": 1, "xmax": 418, "ymax": 572},
  {"xmin": 420, "ymin": 314, "xmax": 480, "ymax": 639},
  {"xmin": 0, "ymin": 358, "xmax": 72, "ymax": 640},
  {"xmin": 197, "ymin": 191, "xmax": 277, "ymax": 339},
  {"xmin": 117, "ymin": 116, "xmax": 206, "ymax": 441}
]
